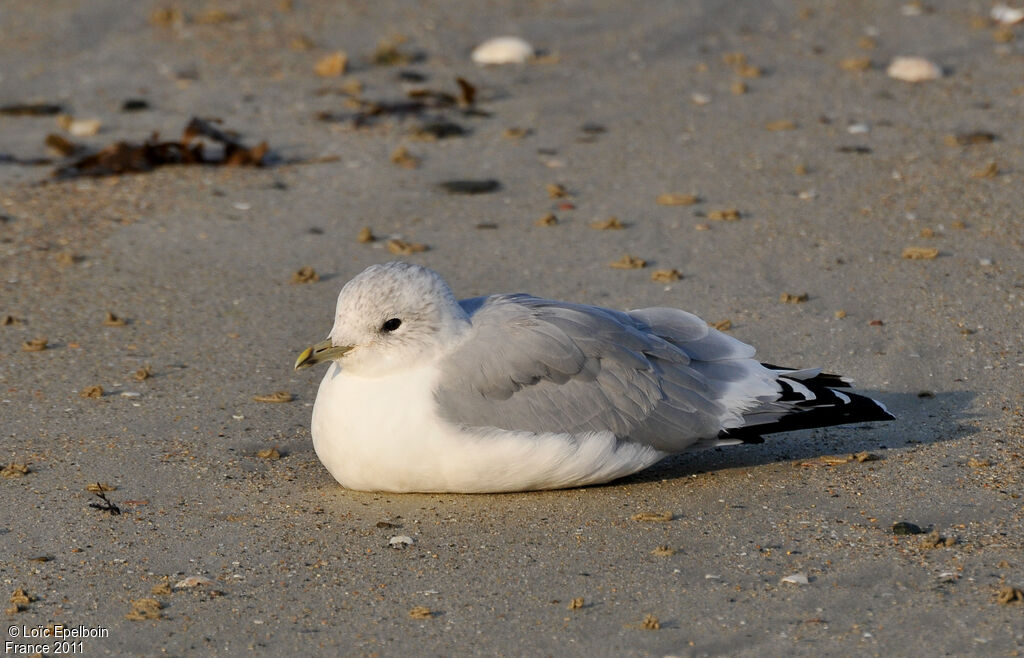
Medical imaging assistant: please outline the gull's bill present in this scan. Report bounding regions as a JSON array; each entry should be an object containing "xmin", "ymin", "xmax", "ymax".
[{"xmin": 294, "ymin": 340, "xmax": 352, "ymax": 370}]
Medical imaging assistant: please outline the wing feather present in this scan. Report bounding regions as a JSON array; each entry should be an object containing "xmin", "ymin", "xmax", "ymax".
[{"xmin": 436, "ymin": 295, "xmax": 775, "ymax": 450}]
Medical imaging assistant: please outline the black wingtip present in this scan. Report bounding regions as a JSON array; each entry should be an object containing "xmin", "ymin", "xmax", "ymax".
[{"xmin": 719, "ymin": 387, "xmax": 894, "ymax": 442}]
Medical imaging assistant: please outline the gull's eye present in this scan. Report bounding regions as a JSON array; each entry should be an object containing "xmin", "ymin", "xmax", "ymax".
[{"xmin": 381, "ymin": 318, "xmax": 402, "ymax": 332}]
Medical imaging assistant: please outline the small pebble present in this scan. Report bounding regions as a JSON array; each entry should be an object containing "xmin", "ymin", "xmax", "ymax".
[
  {"xmin": 546, "ymin": 183, "xmax": 568, "ymax": 198},
  {"xmin": 291, "ymin": 266, "xmax": 319, "ymax": 284},
  {"xmin": 945, "ymin": 131, "xmax": 996, "ymax": 146},
  {"xmin": 892, "ymin": 521, "xmax": 924, "ymax": 535},
  {"xmin": 438, "ymin": 179, "xmax": 501, "ymax": 195},
  {"xmin": 22, "ymin": 338, "xmax": 48, "ymax": 352},
  {"xmin": 631, "ymin": 511, "xmax": 672, "ymax": 522},
  {"xmin": 102, "ymin": 311, "xmax": 127, "ymax": 326},
  {"xmin": 390, "ymin": 146, "xmax": 419, "ymax": 169},
  {"xmin": 901, "ymin": 246, "xmax": 939, "ymax": 260},
  {"xmin": 256, "ymin": 447, "xmax": 281, "ymax": 460},
  {"xmin": 650, "ymin": 269, "xmax": 682, "ymax": 283},
  {"xmin": 997, "ymin": 586, "xmax": 1023, "ymax": 605},
  {"xmin": 609, "ymin": 254, "xmax": 646, "ymax": 270},
  {"xmin": 387, "ymin": 239, "xmax": 428, "ymax": 256},
  {"xmin": 640, "ymin": 614, "xmax": 660, "ymax": 630},
  {"xmin": 590, "ymin": 217, "xmax": 623, "ymax": 230},
  {"xmin": 970, "ymin": 162, "xmax": 999, "ymax": 179},
  {"xmin": 314, "ymin": 51, "xmax": 348, "ymax": 77},
  {"xmin": 252, "ymin": 391, "xmax": 294, "ymax": 403},
  {"xmin": 125, "ymin": 598, "xmax": 162, "ymax": 621},
  {"xmin": 656, "ymin": 193, "xmax": 699, "ymax": 206},
  {"xmin": 839, "ymin": 56, "xmax": 872, "ymax": 72},
  {"xmin": 502, "ymin": 127, "xmax": 531, "ymax": 139},
  {"xmin": 80, "ymin": 385, "xmax": 104, "ymax": 399},
  {"xmin": 708, "ymin": 208, "xmax": 740, "ymax": 221},
  {"xmin": 1, "ymin": 463, "xmax": 30, "ymax": 478},
  {"xmin": 122, "ymin": 99, "xmax": 150, "ymax": 112}
]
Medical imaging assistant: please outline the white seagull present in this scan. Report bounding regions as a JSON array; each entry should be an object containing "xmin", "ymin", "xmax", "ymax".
[{"xmin": 295, "ymin": 261, "xmax": 893, "ymax": 493}]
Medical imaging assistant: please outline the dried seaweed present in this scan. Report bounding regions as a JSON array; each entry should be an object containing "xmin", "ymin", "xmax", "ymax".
[
  {"xmin": 89, "ymin": 491, "xmax": 121, "ymax": 515},
  {"xmin": 53, "ymin": 117, "xmax": 268, "ymax": 179},
  {"xmin": 1, "ymin": 102, "xmax": 63, "ymax": 116},
  {"xmin": 316, "ymin": 77, "xmax": 485, "ymax": 129}
]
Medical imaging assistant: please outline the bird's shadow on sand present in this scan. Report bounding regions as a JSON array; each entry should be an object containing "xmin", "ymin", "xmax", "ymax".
[{"xmin": 617, "ymin": 390, "xmax": 976, "ymax": 486}]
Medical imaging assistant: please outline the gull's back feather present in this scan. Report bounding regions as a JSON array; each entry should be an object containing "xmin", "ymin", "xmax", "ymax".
[{"xmin": 434, "ymin": 295, "xmax": 781, "ymax": 451}]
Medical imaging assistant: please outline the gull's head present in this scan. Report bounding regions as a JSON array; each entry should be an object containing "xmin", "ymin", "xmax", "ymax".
[{"xmin": 295, "ymin": 261, "xmax": 469, "ymax": 376}]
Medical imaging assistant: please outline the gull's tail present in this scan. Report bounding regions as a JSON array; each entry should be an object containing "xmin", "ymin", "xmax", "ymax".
[{"xmin": 717, "ymin": 364, "xmax": 895, "ymax": 443}]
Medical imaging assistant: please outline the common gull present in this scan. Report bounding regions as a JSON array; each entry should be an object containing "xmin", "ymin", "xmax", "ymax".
[{"xmin": 295, "ymin": 261, "xmax": 893, "ymax": 493}]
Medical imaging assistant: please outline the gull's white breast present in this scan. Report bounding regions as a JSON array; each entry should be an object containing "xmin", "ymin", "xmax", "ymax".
[{"xmin": 310, "ymin": 361, "xmax": 667, "ymax": 493}]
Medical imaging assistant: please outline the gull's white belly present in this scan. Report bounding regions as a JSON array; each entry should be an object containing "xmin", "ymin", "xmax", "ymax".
[{"xmin": 310, "ymin": 362, "xmax": 666, "ymax": 493}]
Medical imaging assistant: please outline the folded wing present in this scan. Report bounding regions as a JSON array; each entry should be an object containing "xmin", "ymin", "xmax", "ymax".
[{"xmin": 433, "ymin": 295, "xmax": 780, "ymax": 451}]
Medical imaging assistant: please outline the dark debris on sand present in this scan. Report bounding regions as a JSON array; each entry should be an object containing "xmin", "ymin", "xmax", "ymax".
[{"xmin": 53, "ymin": 117, "xmax": 269, "ymax": 179}]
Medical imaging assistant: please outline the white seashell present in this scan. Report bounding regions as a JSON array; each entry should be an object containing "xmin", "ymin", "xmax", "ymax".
[
  {"xmin": 781, "ymin": 573, "xmax": 810, "ymax": 585},
  {"xmin": 174, "ymin": 575, "xmax": 213, "ymax": 588},
  {"xmin": 886, "ymin": 56, "xmax": 942, "ymax": 82},
  {"xmin": 388, "ymin": 535, "xmax": 415, "ymax": 548},
  {"xmin": 991, "ymin": 4, "xmax": 1024, "ymax": 25},
  {"xmin": 471, "ymin": 36, "xmax": 534, "ymax": 65},
  {"xmin": 57, "ymin": 115, "xmax": 102, "ymax": 136}
]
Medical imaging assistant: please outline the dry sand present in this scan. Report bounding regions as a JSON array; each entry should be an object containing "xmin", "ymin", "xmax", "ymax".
[{"xmin": 1, "ymin": 1, "xmax": 1022, "ymax": 655}]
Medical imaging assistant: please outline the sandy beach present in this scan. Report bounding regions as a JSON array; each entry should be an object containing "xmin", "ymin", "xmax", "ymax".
[{"xmin": 2, "ymin": 1, "xmax": 1022, "ymax": 655}]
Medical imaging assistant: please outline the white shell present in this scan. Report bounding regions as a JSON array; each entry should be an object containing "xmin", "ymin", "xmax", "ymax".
[
  {"xmin": 58, "ymin": 115, "xmax": 102, "ymax": 136},
  {"xmin": 471, "ymin": 36, "xmax": 534, "ymax": 65},
  {"xmin": 781, "ymin": 573, "xmax": 810, "ymax": 585},
  {"xmin": 174, "ymin": 575, "xmax": 213, "ymax": 588},
  {"xmin": 388, "ymin": 535, "xmax": 415, "ymax": 548},
  {"xmin": 991, "ymin": 4, "xmax": 1024, "ymax": 25},
  {"xmin": 886, "ymin": 56, "xmax": 942, "ymax": 82}
]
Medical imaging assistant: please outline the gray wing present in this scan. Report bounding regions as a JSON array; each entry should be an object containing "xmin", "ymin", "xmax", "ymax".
[{"xmin": 433, "ymin": 295, "xmax": 780, "ymax": 451}]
